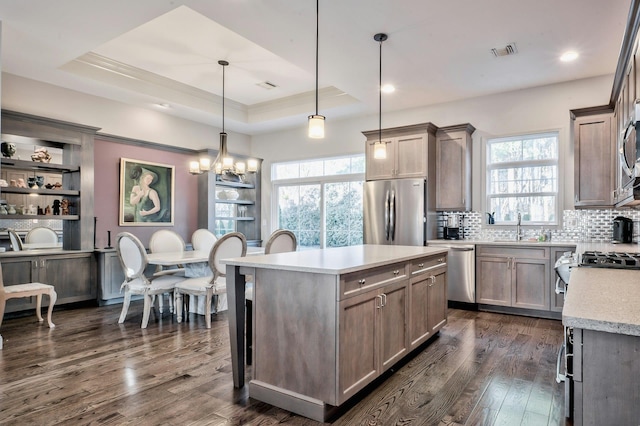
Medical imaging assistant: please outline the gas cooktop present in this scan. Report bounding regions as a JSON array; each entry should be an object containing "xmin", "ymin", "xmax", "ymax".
[{"xmin": 580, "ymin": 251, "xmax": 640, "ymax": 269}]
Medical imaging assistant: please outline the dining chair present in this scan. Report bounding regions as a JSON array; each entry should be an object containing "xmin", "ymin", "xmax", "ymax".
[
  {"xmin": 191, "ymin": 228, "xmax": 218, "ymax": 253},
  {"xmin": 246, "ymin": 229, "xmax": 297, "ymax": 364},
  {"xmin": 115, "ymin": 232, "xmax": 184, "ymax": 329},
  {"xmin": 25, "ymin": 227, "xmax": 58, "ymax": 244},
  {"xmin": 7, "ymin": 229, "xmax": 23, "ymax": 251},
  {"xmin": 0, "ymin": 262, "xmax": 57, "ymax": 349},
  {"xmin": 148, "ymin": 229, "xmax": 187, "ymax": 312},
  {"xmin": 174, "ymin": 232, "xmax": 247, "ymax": 329}
]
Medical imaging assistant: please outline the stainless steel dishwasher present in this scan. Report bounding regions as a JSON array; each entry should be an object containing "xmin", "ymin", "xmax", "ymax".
[{"xmin": 428, "ymin": 242, "xmax": 475, "ymax": 304}]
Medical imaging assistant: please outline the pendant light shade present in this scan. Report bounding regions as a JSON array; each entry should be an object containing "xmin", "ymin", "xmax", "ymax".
[
  {"xmin": 373, "ymin": 33, "xmax": 388, "ymax": 160},
  {"xmin": 308, "ymin": 0, "xmax": 325, "ymax": 139}
]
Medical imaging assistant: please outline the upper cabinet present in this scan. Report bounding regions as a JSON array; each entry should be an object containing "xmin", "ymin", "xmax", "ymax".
[
  {"xmin": 571, "ymin": 107, "xmax": 616, "ymax": 208},
  {"xmin": 363, "ymin": 123, "xmax": 437, "ymax": 181},
  {"xmin": 1, "ymin": 110, "xmax": 98, "ymax": 250},
  {"xmin": 435, "ymin": 123, "xmax": 475, "ymax": 211}
]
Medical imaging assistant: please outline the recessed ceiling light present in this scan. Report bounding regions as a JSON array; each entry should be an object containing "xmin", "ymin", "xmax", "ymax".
[
  {"xmin": 381, "ymin": 84, "xmax": 395, "ymax": 94},
  {"xmin": 560, "ymin": 51, "xmax": 579, "ymax": 62}
]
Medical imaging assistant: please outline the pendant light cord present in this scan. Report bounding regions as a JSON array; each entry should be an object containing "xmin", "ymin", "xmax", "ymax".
[
  {"xmin": 315, "ymin": 0, "xmax": 319, "ymax": 115},
  {"xmin": 222, "ymin": 63, "xmax": 225, "ymax": 132},
  {"xmin": 378, "ymin": 37, "xmax": 382, "ymax": 144}
]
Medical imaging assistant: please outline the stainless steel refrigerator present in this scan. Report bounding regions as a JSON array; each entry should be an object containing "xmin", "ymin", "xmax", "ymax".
[{"xmin": 364, "ymin": 178, "xmax": 436, "ymax": 246}]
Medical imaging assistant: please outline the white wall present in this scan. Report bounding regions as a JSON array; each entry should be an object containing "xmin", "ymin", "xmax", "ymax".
[
  {"xmin": 252, "ymin": 75, "xmax": 615, "ymax": 240},
  {"xmin": 1, "ymin": 73, "xmax": 252, "ymax": 156}
]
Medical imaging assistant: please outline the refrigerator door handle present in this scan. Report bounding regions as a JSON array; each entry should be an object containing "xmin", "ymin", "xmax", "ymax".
[
  {"xmin": 389, "ymin": 190, "xmax": 396, "ymax": 241},
  {"xmin": 384, "ymin": 189, "xmax": 390, "ymax": 241}
]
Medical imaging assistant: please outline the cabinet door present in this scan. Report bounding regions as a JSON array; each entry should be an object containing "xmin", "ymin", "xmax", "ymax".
[
  {"xmin": 395, "ymin": 134, "xmax": 427, "ymax": 178},
  {"xmin": 512, "ymin": 258, "xmax": 549, "ymax": 310},
  {"xmin": 1, "ymin": 256, "xmax": 39, "ymax": 312},
  {"xmin": 428, "ymin": 269, "xmax": 447, "ymax": 334},
  {"xmin": 42, "ymin": 254, "xmax": 96, "ymax": 304},
  {"xmin": 574, "ymin": 113, "xmax": 615, "ymax": 207},
  {"xmin": 379, "ymin": 280, "xmax": 408, "ymax": 372},
  {"xmin": 338, "ymin": 289, "xmax": 379, "ymax": 403},
  {"xmin": 409, "ymin": 273, "xmax": 431, "ymax": 349},
  {"xmin": 476, "ymin": 256, "xmax": 511, "ymax": 306},
  {"xmin": 365, "ymin": 139, "xmax": 394, "ymax": 180},
  {"xmin": 436, "ymin": 131, "xmax": 470, "ymax": 210},
  {"xmin": 98, "ymin": 251, "xmax": 126, "ymax": 301}
]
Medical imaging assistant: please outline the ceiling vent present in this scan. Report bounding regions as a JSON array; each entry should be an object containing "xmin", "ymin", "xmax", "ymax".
[
  {"xmin": 491, "ymin": 43, "xmax": 518, "ymax": 57},
  {"xmin": 257, "ymin": 81, "xmax": 278, "ymax": 90}
]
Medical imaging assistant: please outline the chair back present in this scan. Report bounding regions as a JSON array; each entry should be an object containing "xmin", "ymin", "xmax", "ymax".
[
  {"xmin": 7, "ymin": 229, "xmax": 23, "ymax": 251},
  {"xmin": 25, "ymin": 227, "xmax": 58, "ymax": 244},
  {"xmin": 265, "ymin": 229, "xmax": 297, "ymax": 255},
  {"xmin": 191, "ymin": 229, "xmax": 217, "ymax": 252},
  {"xmin": 209, "ymin": 232, "xmax": 247, "ymax": 278},
  {"xmin": 116, "ymin": 232, "xmax": 148, "ymax": 281},
  {"xmin": 149, "ymin": 230, "xmax": 186, "ymax": 254}
]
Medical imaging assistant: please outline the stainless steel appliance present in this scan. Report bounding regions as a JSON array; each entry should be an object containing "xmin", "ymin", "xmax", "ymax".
[
  {"xmin": 612, "ymin": 216, "xmax": 633, "ymax": 243},
  {"xmin": 428, "ymin": 241, "xmax": 475, "ymax": 304},
  {"xmin": 443, "ymin": 214, "xmax": 460, "ymax": 240},
  {"xmin": 616, "ymin": 100, "xmax": 640, "ymax": 207},
  {"xmin": 364, "ymin": 178, "xmax": 435, "ymax": 245}
]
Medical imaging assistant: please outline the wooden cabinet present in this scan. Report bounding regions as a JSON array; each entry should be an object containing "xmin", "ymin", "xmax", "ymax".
[
  {"xmin": 1, "ymin": 252, "xmax": 96, "ymax": 313},
  {"xmin": 363, "ymin": 123, "xmax": 437, "ymax": 181},
  {"xmin": 435, "ymin": 123, "xmax": 475, "ymax": 211},
  {"xmin": 476, "ymin": 245, "xmax": 549, "ymax": 311},
  {"xmin": 1, "ymin": 110, "xmax": 97, "ymax": 250},
  {"xmin": 409, "ymin": 259, "xmax": 447, "ymax": 350},
  {"xmin": 572, "ymin": 109, "xmax": 615, "ymax": 208}
]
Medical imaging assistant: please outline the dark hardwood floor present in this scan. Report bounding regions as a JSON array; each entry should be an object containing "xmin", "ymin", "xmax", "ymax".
[{"xmin": 0, "ymin": 301, "xmax": 570, "ymax": 425}]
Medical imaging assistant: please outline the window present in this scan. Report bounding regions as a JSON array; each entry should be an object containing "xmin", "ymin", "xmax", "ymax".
[
  {"xmin": 273, "ymin": 155, "xmax": 364, "ymax": 249},
  {"xmin": 486, "ymin": 132, "xmax": 558, "ymax": 225}
]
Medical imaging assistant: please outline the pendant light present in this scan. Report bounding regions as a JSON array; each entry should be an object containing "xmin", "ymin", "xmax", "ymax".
[
  {"xmin": 308, "ymin": 0, "xmax": 325, "ymax": 139},
  {"xmin": 373, "ymin": 33, "xmax": 388, "ymax": 160},
  {"xmin": 190, "ymin": 60, "xmax": 258, "ymax": 176}
]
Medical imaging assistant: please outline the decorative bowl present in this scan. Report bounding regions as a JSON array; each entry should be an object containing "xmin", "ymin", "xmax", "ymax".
[{"xmin": 224, "ymin": 189, "xmax": 240, "ymax": 200}]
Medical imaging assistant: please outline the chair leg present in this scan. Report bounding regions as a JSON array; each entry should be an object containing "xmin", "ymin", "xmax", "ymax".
[
  {"xmin": 46, "ymin": 288, "xmax": 57, "ymax": 328},
  {"xmin": 35, "ymin": 294, "xmax": 44, "ymax": 322},
  {"xmin": 157, "ymin": 293, "xmax": 164, "ymax": 314},
  {"xmin": 175, "ymin": 291, "xmax": 183, "ymax": 323},
  {"xmin": 141, "ymin": 293, "xmax": 153, "ymax": 329},
  {"xmin": 246, "ymin": 299, "xmax": 253, "ymax": 365},
  {"xmin": 118, "ymin": 291, "xmax": 132, "ymax": 323},
  {"xmin": 205, "ymin": 292, "xmax": 212, "ymax": 329},
  {"xmin": 168, "ymin": 292, "xmax": 174, "ymax": 314}
]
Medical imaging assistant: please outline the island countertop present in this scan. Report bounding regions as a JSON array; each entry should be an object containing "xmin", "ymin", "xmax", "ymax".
[
  {"xmin": 563, "ymin": 267, "xmax": 640, "ymax": 336},
  {"xmin": 222, "ymin": 244, "xmax": 448, "ymax": 275}
]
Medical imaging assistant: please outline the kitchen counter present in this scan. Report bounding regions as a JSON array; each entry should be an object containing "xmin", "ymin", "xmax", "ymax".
[
  {"xmin": 428, "ymin": 239, "xmax": 577, "ymax": 247},
  {"xmin": 563, "ymin": 267, "xmax": 640, "ymax": 336}
]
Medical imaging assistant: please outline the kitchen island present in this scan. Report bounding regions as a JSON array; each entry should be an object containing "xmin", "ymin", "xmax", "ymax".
[
  {"xmin": 223, "ymin": 244, "xmax": 449, "ymax": 421},
  {"xmin": 563, "ymin": 264, "xmax": 640, "ymax": 425}
]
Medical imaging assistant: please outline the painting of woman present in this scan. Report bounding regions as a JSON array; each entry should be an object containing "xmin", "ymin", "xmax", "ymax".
[{"xmin": 119, "ymin": 159, "xmax": 174, "ymax": 226}]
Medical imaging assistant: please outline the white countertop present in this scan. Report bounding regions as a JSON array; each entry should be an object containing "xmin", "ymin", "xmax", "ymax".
[
  {"xmin": 563, "ymin": 267, "xmax": 640, "ymax": 336},
  {"xmin": 428, "ymin": 239, "xmax": 577, "ymax": 247},
  {"xmin": 222, "ymin": 244, "xmax": 448, "ymax": 275}
]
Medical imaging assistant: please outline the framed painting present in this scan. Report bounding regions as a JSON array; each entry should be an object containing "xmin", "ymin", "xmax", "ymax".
[{"xmin": 119, "ymin": 158, "xmax": 175, "ymax": 226}]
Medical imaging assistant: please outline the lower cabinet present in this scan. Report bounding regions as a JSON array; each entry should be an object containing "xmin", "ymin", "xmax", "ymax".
[
  {"xmin": 409, "ymin": 262, "xmax": 447, "ymax": 349},
  {"xmin": 1, "ymin": 252, "xmax": 96, "ymax": 312},
  {"xmin": 476, "ymin": 245, "xmax": 549, "ymax": 311}
]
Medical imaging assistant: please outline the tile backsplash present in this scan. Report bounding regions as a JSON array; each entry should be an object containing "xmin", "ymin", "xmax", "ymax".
[{"xmin": 437, "ymin": 210, "xmax": 640, "ymax": 243}]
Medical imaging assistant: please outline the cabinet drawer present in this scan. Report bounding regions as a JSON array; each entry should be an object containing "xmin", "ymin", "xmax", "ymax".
[
  {"xmin": 340, "ymin": 262, "xmax": 407, "ymax": 299},
  {"xmin": 476, "ymin": 245, "xmax": 549, "ymax": 259},
  {"xmin": 410, "ymin": 255, "xmax": 447, "ymax": 276}
]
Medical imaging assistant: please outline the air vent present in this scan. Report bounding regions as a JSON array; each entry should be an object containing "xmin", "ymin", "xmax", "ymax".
[
  {"xmin": 491, "ymin": 43, "xmax": 518, "ymax": 57},
  {"xmin": 256, "ymin": 81, "xmax": 278, "ymax": 90}
]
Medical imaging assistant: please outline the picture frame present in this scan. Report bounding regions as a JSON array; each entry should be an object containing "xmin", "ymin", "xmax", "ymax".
[{"xmin": 119, "ymin": 158, "xmax": 175, "ymax": 226}]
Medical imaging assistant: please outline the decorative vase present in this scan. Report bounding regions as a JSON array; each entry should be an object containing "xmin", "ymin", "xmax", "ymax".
[
  {"xmin": 27, "ymin": 177, "xmax": 37, "ymax": 189},
  {"xmin": 0, "ymin": 205, "xmax": 8, "ymax": 215},
  {"xmin": 35, "ymin": 176, "xmax": 45, "ymax": 188},
  {"xmin": 7, "ymin": 205, "xmax": 16, "ymax": 215}
]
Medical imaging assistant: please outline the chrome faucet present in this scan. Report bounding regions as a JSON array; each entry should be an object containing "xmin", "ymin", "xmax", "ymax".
[{"xmin": 516, "ymin": 212, "xmax": 522, "ymax": 241}]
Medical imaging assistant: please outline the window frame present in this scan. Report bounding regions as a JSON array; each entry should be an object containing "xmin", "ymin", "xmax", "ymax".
[
  {"xmin": 271, "ymin": 154, "xmax": 365, "ymax": 249},
  {"xmin": 484, "ymin": 131, "xmax": 560, "ymax": 226}
]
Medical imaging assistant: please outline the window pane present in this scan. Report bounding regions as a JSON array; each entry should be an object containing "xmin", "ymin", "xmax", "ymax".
[
  {"xmin": 488, "ymin": 196, "xmax": 556, "ymax": 223},
  {"xmin": 351, "ymin": 156, "xmax": 365, "ymax": 173},
  {"xmin": 324, "ymin": 158, "xmax": 351, "ymax": 175},
  {"xmin": 277, "ymin": 184, "xmax": 321, "ymax": 249},
  {"xmin": 273, "ymin": 163, "xmax": 299, "ymax": 180},
  {"xmin": 299, "ymin": 160, "xmax": 324, "ymax": 177},
  {"xmin": 325, "ymin": 181, "xmax": 363, "ymax": 247},
  {"xmin": 489, "ymin": 166, "xmax": 557, "ymax": 194},
  {"xmin": 489, "ymin": 140, "xmax": 523, "ymax": 163}
]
